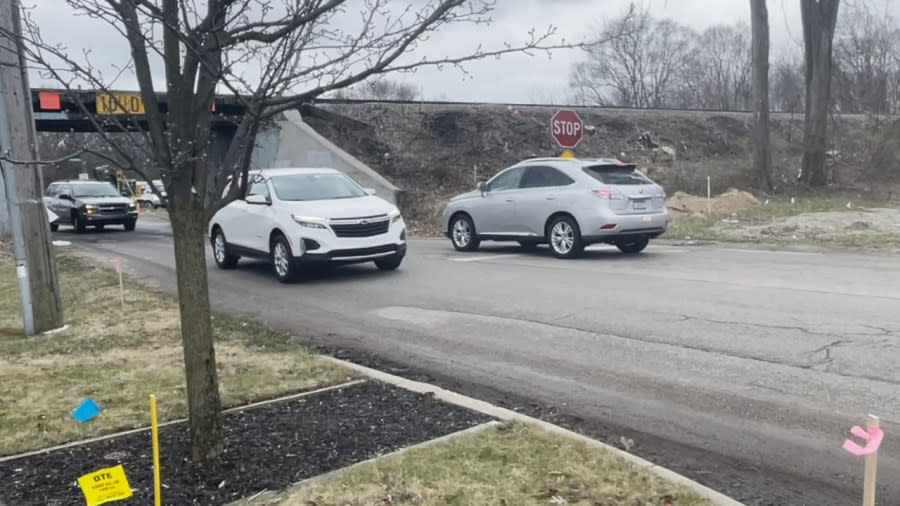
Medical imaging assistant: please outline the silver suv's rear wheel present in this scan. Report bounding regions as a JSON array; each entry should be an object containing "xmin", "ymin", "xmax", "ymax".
[
  {"xmin": 450, "ymin": 214, "xmax": 480, "ymax": 252},
  {"xmin": 616, "ymin": 237, "xmax": 649, "ymax": 254},
  {"xmin": 548, "ymin": 215, "xmax": 583, "ymax": 259}
]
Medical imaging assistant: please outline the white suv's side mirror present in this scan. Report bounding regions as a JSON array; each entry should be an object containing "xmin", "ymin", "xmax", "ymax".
[
  {"xmin": 246, "ymin": 194, "xmax": 270, "ymax": 205},
  {"xmin": 364, "ymin": 188, "xmax": 376, "ymax": 196}
]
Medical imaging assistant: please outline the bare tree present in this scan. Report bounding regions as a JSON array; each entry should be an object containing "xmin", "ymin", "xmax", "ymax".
[
  {"xmin": 751, "ymin": 0, "xmax": 772, "ymax": 189},
  {"xmin": 333, "ymin": 78, "xmax": 419, "ymax": 101},
  {"xmin": 832, "ymin": 0, "xmax": 900, "ymax": 115},
  {"xmin": 771, "ymin": 55, "xmax": 805, "ymax": 113},
  {"xmin": 680, "ymin": 24, "xmax": 752, "ymax": 110},
  {"xmin": 9, "ymin": 0, "xmax": 620, "ymax": 464},
  {"xmin": 571, "ymin": 6, "xmax": 692, "ymax": 108},
  {"xmin": 800, "ymin": 0, "xmax": 840, "ymax": 186}
]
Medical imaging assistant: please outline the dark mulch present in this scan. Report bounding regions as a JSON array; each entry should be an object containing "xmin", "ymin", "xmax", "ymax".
[{"xmin": 0, "ymin": 381, "xmax": 491, "ymax": 505}]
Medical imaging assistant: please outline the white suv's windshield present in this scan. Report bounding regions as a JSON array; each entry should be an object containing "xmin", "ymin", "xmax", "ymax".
[
  {"xmin": 270, "ymin": 174, "xmax": 366, "ymax": 201},
  {"xmin": 71, "ymin": 183, "xmax": 121, "ymax": 197}
]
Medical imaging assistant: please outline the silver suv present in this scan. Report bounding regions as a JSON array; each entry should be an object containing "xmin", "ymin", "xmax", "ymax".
[{"xmin": 442, "ymin": 158, "xmax": 668, "ymax": 258}]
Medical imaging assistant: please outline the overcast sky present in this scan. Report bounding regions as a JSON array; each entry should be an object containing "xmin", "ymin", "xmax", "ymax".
[{"xmin": 26, "ymin": 0, "xmax": 900, "ymax": 103}]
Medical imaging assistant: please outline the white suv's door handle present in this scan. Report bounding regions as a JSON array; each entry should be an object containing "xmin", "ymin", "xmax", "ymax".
[
  {"xmin": 505, "ymin": 198, "xmax": 515, "ymax": 203},
  {"xmin": 546, "ymin": 196, "xmax": 556, "ymax": 200}
]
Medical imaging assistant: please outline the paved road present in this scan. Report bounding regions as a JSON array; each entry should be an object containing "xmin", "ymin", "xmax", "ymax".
[{"xmin": 58, "ymin": 220, "xmax": 900, "ymax": 505}]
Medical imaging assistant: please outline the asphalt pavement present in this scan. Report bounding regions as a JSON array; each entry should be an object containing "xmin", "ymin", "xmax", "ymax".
[{"xmin": 56, "ymin": 219, "xmax": 900, "ymax": 505}]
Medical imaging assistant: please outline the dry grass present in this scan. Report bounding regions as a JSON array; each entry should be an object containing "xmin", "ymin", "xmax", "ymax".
[
  {"xmin": 0, "ymin": 254, "xmax": 355, "ymax": 456},
  {"xmin": 241, "ymin": 422, "xmax": 711, "ymax": 506}
]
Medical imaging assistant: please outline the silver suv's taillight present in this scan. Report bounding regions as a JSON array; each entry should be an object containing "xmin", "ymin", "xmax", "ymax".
[{"xmin": 591, "ymin": 187, "xmax": 625, "ymax": 200}]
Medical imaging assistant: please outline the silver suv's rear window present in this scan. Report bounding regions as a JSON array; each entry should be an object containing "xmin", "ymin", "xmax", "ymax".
[{"xmin": 582, "ymin": 165, "xmax": 653, "ymax": 185}]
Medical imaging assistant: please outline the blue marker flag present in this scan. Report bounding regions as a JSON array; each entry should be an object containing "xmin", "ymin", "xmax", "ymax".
[{"xmin": 71, "ymin": 398, "xmax": 102, "ymax": 423}]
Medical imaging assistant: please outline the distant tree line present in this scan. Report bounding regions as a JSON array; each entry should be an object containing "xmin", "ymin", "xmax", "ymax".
[
  {"xmin": 571, "ymin": 1, "xmax": 900, "ymax": 115},
  {"xmin": 332, "ymin": 78, "xmax": 420, "ymax": 101}
]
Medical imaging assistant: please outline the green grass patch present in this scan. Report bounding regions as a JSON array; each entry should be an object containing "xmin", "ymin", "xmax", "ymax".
[
  {"xmin": 241, "ymin": 422, "xmax": 712, "ymax": 506},
  {"xmin": 0, "ymin": 253, "xmax": 356, "ymax": 456}
]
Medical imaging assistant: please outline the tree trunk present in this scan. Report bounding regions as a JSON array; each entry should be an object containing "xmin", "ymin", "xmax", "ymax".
[
  {"xmin": 751, "ymin": 0, "xmax": 773, "ymax": 190},
  {"xmin": 800, "ymin": 0, "xmax": 840, "ymax": 187},
  {"xmin": 169, "ymin": 190, "xmax": 223, "ymax": 463}
]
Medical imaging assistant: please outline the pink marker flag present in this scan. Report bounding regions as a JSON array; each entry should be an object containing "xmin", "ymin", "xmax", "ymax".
[
  {"xmin": 113, "ymin": 259, "xmax": 123, "ymax": 275},
  {"xmin": 843, "ymin": 424, "xmax": 884, "ymax": 457}
]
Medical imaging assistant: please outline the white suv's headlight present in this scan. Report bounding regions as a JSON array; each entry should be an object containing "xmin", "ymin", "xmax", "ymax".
[
  {"xmin": 389, "ymin": 208, "xmax": 403, "ymax": 223},
  {"xmin": 292, "ymin": 215, "xmax": 328, "ymax": 229}
]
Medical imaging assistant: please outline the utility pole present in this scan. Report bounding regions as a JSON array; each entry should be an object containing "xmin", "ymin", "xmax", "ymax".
[{"xmin": 0, "ymin": 0, "xmax": 64, "ymax": 335}]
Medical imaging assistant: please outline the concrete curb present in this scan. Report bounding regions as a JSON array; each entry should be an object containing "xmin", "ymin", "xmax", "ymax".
[
  {"xmin": 231, "ymin": 421, "xmax": 503, "ymax": 505},
  {"xmin": 319, "ymin": 355, "xmax": 745, "ymax": 506}
]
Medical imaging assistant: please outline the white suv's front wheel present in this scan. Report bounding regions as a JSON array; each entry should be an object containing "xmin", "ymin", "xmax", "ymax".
[
  {"xmin": 271, "ymin": 235, "xmax": 299, "ymax": 283},
  {"xmin": 211, "ymin": 228, "xmax": 239, "ymax": 269},
  {"xmin": 375, "ymin": 253, "xmax": 404, "ymax": 271}
]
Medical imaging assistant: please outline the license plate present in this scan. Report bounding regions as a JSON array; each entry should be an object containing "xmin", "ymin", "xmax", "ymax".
[{"xmin": 633, "ymin": 199, "xmax": 648, "ymax": 210}]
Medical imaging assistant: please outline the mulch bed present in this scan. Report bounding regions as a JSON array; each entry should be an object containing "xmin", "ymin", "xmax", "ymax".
[{"xmin": 0, "ymin": 381, "xmax": 492, "ymax": 505}]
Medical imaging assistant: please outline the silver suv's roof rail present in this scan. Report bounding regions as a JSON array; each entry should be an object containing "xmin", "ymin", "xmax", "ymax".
[
  {"xmin": 579, "ymin": 158, "xmax": 628, "ymax": 165},
  {"xmin": 518, "ymin": 157, "xmax": 576, "ymax": 163},
  {"xmin": 517, "ymin": 157, "xmax": 627, "ymax": 165}
]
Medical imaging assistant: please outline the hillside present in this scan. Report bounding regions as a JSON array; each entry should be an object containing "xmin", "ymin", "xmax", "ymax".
[{"xmin": 300, "ymin": 102, "xmax": 893, "ymax": 232}]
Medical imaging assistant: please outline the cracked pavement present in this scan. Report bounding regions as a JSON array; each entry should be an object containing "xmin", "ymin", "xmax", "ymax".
[{"xmin": 61, "ymin": 221, "xmax": 900, "ymax": 505}]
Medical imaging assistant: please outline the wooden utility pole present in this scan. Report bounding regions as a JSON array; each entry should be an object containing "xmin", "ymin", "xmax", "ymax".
[
  {"xmin": 751, "ymin": 0, "xmax": 773, "ymax": 190},
  {"xmin": 0, "ymin": 0, "xmax": 64, "ymax": 334}
]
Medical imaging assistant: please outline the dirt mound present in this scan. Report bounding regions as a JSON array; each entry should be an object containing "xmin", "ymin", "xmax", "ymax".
[{"xmin": 666, "ymin": 189, "xmax": 762, "ymax": 218}]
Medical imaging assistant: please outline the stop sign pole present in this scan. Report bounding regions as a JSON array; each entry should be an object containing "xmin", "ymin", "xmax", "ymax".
[{"xmin": 551, "ymin": 109, "xmax": 584, "ymax": 150}]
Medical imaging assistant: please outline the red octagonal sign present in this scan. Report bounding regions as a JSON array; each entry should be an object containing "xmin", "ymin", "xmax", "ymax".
[{"xmin": 551, "ymin": 109, "xmax": 583, "ymax": 149}]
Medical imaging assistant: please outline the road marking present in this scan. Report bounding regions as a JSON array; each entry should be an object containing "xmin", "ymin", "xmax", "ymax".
[
  {"xmin": 448, "ymin": 254, "xmax": 520, "ymax": 262},
  {"xmin": 719, "ymin": 248, "xmax": 820, "ymax": 257}
]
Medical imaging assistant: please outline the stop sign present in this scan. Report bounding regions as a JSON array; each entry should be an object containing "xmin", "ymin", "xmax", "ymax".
[{"xmin": 551, "ymin": 109, "xmax": 583, "ymax": 149}]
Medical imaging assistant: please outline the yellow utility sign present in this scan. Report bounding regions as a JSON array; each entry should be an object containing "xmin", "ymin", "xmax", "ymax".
[
  {"xmin": 77, "ymin": 464, "xmax": 133, "ymax": 506},
  {"xmin": 96, "ymin": 92, "xmax": 145, "ymax": 115}
]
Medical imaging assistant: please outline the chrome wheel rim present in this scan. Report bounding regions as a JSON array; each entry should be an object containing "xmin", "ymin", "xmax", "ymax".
[
  {"xmin": 274, "ymin": 242, "xmax": 290, "ymax": 277},
  {"xmin": 452, "ymin": 219, "xmax": 471, "ymax": 247},
  {"xmin": 214, "ymin": 234, "xmax": 226, "ymax": 263},
  {"xmin": 551, "ymin": 221, "xmax": 574, "ymax": 254}
]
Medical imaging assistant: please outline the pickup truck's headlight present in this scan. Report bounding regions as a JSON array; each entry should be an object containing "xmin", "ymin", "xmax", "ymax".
[
  {"xmin": 128, "ymin": 202, "xmax": 137, "ymax": 210},
  {"xmin": 84, "ymin": 204, "xmax": 97, "ymax": 214},
  {"xmin": 292, "ymin": 215, "xmax": 328, "ymax": 229},
  {"xmin": 389, "ymin": 208, "xmax": 403, "ymax": 223}
]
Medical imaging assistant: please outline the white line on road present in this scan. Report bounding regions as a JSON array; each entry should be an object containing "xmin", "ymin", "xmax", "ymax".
[
  {"xmin": 718, "ymin": 248, "xmax": 820, "ymax": 257},
  {"xmin": 448, "ymin": 254, "xmax": 521, "ymax": 262}
]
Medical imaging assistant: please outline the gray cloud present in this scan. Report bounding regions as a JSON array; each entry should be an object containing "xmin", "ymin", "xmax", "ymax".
[{"xmin": 27, "ymin": 0, "xmax": 900, "ymax": 103}]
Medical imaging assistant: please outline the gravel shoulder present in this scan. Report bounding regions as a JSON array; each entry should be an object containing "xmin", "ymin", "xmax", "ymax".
[{"xmin": 666, "ymin": 195, "xmax": 900, "ymax": 250}]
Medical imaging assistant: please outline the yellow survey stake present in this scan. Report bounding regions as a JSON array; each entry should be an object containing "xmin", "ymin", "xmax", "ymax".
[{"xmin": 77, "ymin": 464, "xmax": 133, "ymax": 506}]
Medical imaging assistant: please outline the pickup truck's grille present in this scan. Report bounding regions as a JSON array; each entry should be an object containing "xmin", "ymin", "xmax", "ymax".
[
  {"xmin": 330, "ymin": 218, "xmax": 389, "ymax": 237},
  {"xmin": 98, "ymin": 204, "xmax": 128, "ymax": 214}
]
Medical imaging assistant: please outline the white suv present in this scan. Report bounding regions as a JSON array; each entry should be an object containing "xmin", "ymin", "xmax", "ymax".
[{"xmin": 209, "ymin": 168, "xmax": 406, "ymax": 282}]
